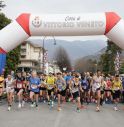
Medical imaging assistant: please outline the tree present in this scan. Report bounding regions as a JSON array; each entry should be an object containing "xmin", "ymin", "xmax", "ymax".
[
  {"xmin": 0, "ymin": 13, "xmax": 11, "ymax": 29},
  {"xmin": 5, "ymin": 46, "xmax": 21, "ymax": 75},
  {"xmin": 99, "ymin": 39, "xmax": 122, "ymax": 75},
  {"xmin": 54, "ymin": 46, "xmax": 72, "ymax": 72},
  {"xmin": 0, "ymin": 10, "xmax": 21, "ymax": 75},
  {"xmin": 120, "ymin": 63, "xmax": 124, "ymax": 74},
  {"xmin": 0, "ymin": 0, "xmax": 5, "ymax": 11}
]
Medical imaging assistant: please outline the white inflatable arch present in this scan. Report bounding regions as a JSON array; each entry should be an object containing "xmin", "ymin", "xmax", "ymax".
[{"xmin": 0, "ymin": 12, "xmax": 124, "ymax": 73}]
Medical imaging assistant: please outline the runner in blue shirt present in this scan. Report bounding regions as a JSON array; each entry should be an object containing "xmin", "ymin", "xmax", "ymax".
[{"xmin": 29, "ymin": 71, "xmax": 41, "ymax": 108}]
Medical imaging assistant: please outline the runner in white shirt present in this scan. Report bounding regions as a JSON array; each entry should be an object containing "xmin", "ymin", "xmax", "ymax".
[
  {"xmin": 91, "ymin": 71, "xmax": 103, "ymax": 112},
  {"xmin": 5, "ymin": 75, "xmax": 14, "ymax": 111}
]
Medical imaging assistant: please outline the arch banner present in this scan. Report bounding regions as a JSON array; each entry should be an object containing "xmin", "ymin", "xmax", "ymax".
[{"xmin": 0, "ymin": 12, "xmax": 124, "ymax": 74}]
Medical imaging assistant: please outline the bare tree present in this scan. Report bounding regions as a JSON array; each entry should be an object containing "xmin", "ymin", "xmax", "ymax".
[
  {"xmin": 75, "ymin": 58, "xmax": 97, "ymax": 73},
  {"xmin": 54, "ymin": 46, "xmax": 72, "ymax": 72}
]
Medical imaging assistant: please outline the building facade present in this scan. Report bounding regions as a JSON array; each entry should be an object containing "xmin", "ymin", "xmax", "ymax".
[{"xmin": 18, "ymin": 41, "xmax": 43, "ymax": 72}]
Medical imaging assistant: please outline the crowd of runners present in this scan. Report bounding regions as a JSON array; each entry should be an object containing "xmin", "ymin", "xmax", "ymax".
[{"xmin": 0, "ymin": 70, "xmax": 124, "ymax": 112}]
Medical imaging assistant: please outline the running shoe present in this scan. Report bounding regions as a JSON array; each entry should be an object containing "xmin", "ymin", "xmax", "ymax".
[
  {"xmin": 18, "ymin": 103, "xmax": 22, "ymax": 108},
  {"xmin": 22, "ymin": 101, "xmax": 25, "ymax": 107},
  {"xmin": 76, "ymin": 108, "xmax": 81, "ymax": 113},
  {"xmin": 48, "ymin": 101, "xmax": 50, "ymax": 105},
  {"xmin": 43, "ymin": 100, "xmax": 46, "ymax": 103},
  {"xmin": 30, "ymin": 102, "xmax": 35, "ymax": 108},
  {"xmin": 57, "ymin": 107, "xmax": 62, "ymax": 111},
  {"xmin": 96, "ymin": 107, "xmax": 100, "ymax": 112},
  {"xmin": 8, "ymin": 106, "xmax": 11, "ymax": 111},
  {"xmin": 36, "ymin": 105, "xmax": 39, "ymax": 110},
  {"xmin": 51, "ymin": 101, "xmax": 54, "ymax": 107},
  {"xmin": 114, "ymin": 107, "xmax": 118, "ymax": 111}
]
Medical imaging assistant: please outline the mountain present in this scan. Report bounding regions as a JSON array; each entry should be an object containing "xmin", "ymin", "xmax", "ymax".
[
  {"xmin": 82, "ymin": 47, "xmax": 124, "ymax": 61},
  {"xmin": 29, "ymin": 39, "xmax": 107, "ymax": 62},
  {"xmin": 82, "ymin": 47, "xmax": 107, "ymax": 61}
]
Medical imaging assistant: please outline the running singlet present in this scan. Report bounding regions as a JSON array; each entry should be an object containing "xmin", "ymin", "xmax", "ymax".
[
  {"xmin": 71, "ymin": 82, "xmax": 81, "ymax": 93},
  {"xmin": 0, "ymin": 76, "xmax": 4, "ymax": 88},
  {"xmin": 16, "ymin": 77, "xmax": 24, "ymax": 89},
  {"xmin": 46, "ymin": 76, "xmax": 55, "ymax": 90},
  {"xmin": 112, "ymin": 80, "xmax": 122, "ymax": 91},
  {"xmin": 5, "ymin": 78, "xmax": 14, "ymax": 88},
  {"xmin": 56, "ymin": 78, "xmax": 66, "ymax": 91},
  {"xmin": 29, "ymin": 77, "xmax": 40, "ymax": 92},
  {"xmin": 106, "ymin": 80, "xmax": 112, "ymax": 90},
  {"xmin": 81, "ymin": 79, "xmax": 89, "ymax": 90},
  {"xmin": 65, "ymin": 75, "xmax": 72, "ymax": 83},
  {"xmin": 93, "ymin": 76, "xmax": 103, "ymax": 90}
]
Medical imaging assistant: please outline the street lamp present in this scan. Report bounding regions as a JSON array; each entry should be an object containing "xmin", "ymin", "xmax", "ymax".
[
  {"xmin": 42, "ymin": 36, "xmax": 57, "ymax": 74},
  {"xmin": 108, "ymin": 50, "xmax": 112, "ymax": 73},
  {"xmin": 42, "ymin": 36, "xmax": 46, "ymax": 74}
]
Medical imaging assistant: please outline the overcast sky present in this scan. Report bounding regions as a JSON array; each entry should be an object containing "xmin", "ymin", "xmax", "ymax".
[{"xmin": 1, "ymin": 0, "xmax": 124, "ymax": 41}]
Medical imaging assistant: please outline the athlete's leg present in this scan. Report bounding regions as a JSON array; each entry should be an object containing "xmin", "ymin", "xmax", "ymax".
[
  {"xmin": 57, "ymin": 93, "xmax": 61, "ymax": 111},
  {"xmin": 30, "ymin": 91, "xmax": 35, "ymax": 107},
  {"xmin": 96, "ymin": 89, "xmax": 101, "ymax": 111},
  {"xmin": 35, "ymin": 93, "xmax": 39, "ymax": 107},
  {"xmin": 7, "ymin": 92, "xmax": 11, "ymax": 106},
  {"xmin": 77, "ymin": 96, "xmax": 81, "ymax": 112},
  {"xmin": 17, "ymin": 89, "xmax": 24, "ymax": 108},
  {"xmin": 9, "ymin": 91, "xmax": 14, "ymax": 106},
  {"xmin": 39, "ymin": 89, "xmax": 43, "ymax": 102}
]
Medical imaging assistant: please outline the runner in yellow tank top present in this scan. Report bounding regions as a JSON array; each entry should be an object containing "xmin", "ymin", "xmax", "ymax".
[
  {"xmin": 112, "ymin": 75, "xmax": 122, "ymax": 111},
  {"xmin": 46, "ymin": 73, "xmax": 56, "ymax": 107}
]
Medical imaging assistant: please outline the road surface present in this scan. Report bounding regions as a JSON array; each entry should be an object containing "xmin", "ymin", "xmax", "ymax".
[{"xmin": 0, "ymin": 101, "xmax": 124, "ymax": 127}]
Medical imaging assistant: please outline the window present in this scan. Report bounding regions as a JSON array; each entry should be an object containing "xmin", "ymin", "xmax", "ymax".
[
  {"xmin": 22, "ymin": 42, "xmax": 26, "ymax": 46},
  {"xmin": 21, "ymin": 49, "xmax": 26, "ymax": 52},
  {"xmin": 21, "ymin": 55, "xmax": 26, "ymax": 58}
]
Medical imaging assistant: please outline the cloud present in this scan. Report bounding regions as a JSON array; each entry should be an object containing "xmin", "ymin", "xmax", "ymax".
[
  {"xmin": 2, "ymin": 0, "xmax": 124, "ymax": 18},
  {"xmin": 1, "ymin": 0, "xmax": 124, "ymax": 41}
]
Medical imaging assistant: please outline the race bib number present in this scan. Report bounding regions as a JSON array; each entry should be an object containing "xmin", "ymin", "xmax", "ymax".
[
  {"xmin": 83, "ymin": 86, "xmax": 87, "ymax": 90},
  {"xmin": 94, "ymin": 83, "xmax": 100, "ymax": 89},
  {"xmin": 72, "ymin": 88, "xmax": 78, "ymax": 93},
  {"xmin": 48, "ymin": 86, "xmax": 53, "ymax": 90},
  {"xmin": 31, "ymin": 84, "xmax": 37, "ymax": 89},
  {"xmin": 58, "ymin": 85, "xmax": 63, "ymax": 91},
  {"xmin": 17, "ymin": 83, "xmax": 22, "ymax": 89},
  {"xmin": 114, "ymin": 87, "xmax": 120, "ymax": 91}
]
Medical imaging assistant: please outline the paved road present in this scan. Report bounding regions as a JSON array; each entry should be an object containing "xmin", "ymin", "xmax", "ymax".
[{"xmin": 0, "ymin": 102, "xmax": 124, "ymax": 127}]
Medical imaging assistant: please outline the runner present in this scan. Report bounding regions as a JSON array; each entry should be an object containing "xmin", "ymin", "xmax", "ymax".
[
  {"xmin": 86, "ymin": 72, "xmax": 92, "ymax": 103},
  {"xmin": 122, "ymin": 77, "xmax": 124, "ymax": 103},
  {"xmin": 64, "ymin": 72, "xmax": 73, "ymax": 102},
  {"xmin": 29, "ymin": 71, "xmax": 41, "ymax": 108},
  {"xmin": 105, "ymin": 77, "xmax": 112, "ymax": 104},
  {"xmin": 80, "ymin": 74, "xmax": 89, "ymax": 108},
  {"xmin": 69, "ymin": 75, "xmax": 83, "ymax": 113},
  {"xmin": 112, "ymin": 75, "xmax": 122, "ymax": 111},
  {"xmin": 100, "ymin": 77, "xmax": 106, "ymax": 106},
  {"xmin": 5, "ymin": 75, "xmax": 14, "ymax": 111},
  {"xmin": 91, "ymin": 71, "xmax": 103, "ymax": 112},
  {"xmin": 0, "ymin": 74, "xmax": 4, "ymax": 103},
  {"xmin": 56, "ymin": 72, "xmax": 66, "ymax": 111},
  {"xmin": 46, "ymin": 72, "xmax": 56, "ymax": 107},
  {"xmin": 14, "ymin": 72, "xmax": 25, "ymax": 108},
  {"xmin": 39, "ymin": 74, "xmax": 47, "ymax": 103}
]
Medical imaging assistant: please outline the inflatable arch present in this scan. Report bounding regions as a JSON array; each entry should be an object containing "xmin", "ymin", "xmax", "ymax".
[{"xmin": 0, "ymin": 12, "xmax": 124, "ymax": 74}]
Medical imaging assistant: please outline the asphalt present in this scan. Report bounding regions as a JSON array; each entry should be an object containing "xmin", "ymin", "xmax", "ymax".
[{"xmin": 0, "ymin": 101, "xmax": 124, "ymax": 127}]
